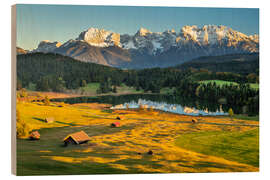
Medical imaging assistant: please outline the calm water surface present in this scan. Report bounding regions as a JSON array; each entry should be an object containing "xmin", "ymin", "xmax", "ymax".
[{"xmin": 52, "ymin": 94, "xmax": 229, "ymax": 116}]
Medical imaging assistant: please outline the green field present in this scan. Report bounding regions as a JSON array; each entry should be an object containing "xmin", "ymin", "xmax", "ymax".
[
  {"xmin": 78, "ymin": 83, "xmax": 144, "ymax": 95},
  {"xmin": 160, "ymin": 87, "xmax": 175, "ymax": 94},
  {"xmin": 233, "ymin": 115, "xmax": 259, "ymax": 121},
  {"xmin": 79, "ymin": 83, "xmax": 100, "ymax": 94},
  {"xmin": 249, "ymin": 83, "xmax": 259, "ymax": 90},
  {"xmin": 199, "ymin": 80, "xmax": 238, "ymax": 86},
  {"xmin": 16, "ymin": 99, "xmax": 259, "ymax": 175},
  {"xmin": 116, "ymin": 84, "xmax": 144, "ymax": 94},
  {"xmin": 78, "ymin": 83, "xmax": 174, "ymax": 95},
  {"xmin": 199, "ymin": 80, "xmax": 259, "ymax": 90},
  {"xmin": 17, "ymin": 125, "xmax": 140, "ymax": 175},
  {"xmin": 175, "ymin": 128, "xmax": 259, "ymax": 167}
]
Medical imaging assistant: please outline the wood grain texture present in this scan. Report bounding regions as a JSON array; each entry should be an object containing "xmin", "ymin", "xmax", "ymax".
[{"xmin": 11, "ymin": 4, "xmax": 17, "ymax": 175}]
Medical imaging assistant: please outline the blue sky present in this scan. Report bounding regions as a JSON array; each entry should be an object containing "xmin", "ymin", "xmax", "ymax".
[{"xmin": 16, "ymin": 4, "xmax": 259, "ymax": 50}]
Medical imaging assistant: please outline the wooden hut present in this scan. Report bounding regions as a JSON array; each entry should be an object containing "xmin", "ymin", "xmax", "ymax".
[
  {"xmin": 111, "ymin": 122, "xmax": 120, "ymax": 127},
  {"xmin": 147, "ymin": 150, "xmax": 153, "ymax": 155},
  {"xmin": 191, "ymin": 118, "xmax": 198, "ymax": 123},
  {"xmin": 45, "ymin": 117, "xmax": 54, "ymax": 123},
  {"xmin": 63, "ymin": 131, "xmax": 90, "ymax": 146},
  {"xmin": 116, "ymin": 116, "xmax": 124, "ymax": 120},
  {"xmin": 29, "ymin": 131, "xmax": 40, "ymax": 140}
]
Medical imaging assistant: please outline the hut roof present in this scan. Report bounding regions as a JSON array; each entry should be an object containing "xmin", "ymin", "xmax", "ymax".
[
  {"xmin": 30, "ymin": 131, "xmax": 40, "ymax": 139},
  {"xmin": 63, "ymin": 131, "xmax": 90, "ymax": 144},
  {"xmin": 111, "ymin": 122, "xmax": 120, "ymax": 127},
  {"xmin": 31, "ymin": 131, "xmax": 40, "ymax": 136},
  {"xmin": 29, "ymin": 131, "xmax": 40, "ymax": 140}
]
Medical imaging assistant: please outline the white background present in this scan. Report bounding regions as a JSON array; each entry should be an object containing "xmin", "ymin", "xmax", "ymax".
[{"xmin": 1, "ymin": 0, "xmax": 269, "ymax": 179}]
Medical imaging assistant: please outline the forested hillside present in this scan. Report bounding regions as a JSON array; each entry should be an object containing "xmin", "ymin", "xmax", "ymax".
[
  {"xmin": 176, "ymin": 53, "xmax": 259, "ymax": 74},
  {"xmin": 17, "ymin": 53, "xmax": 126, "ymax": 91},
  {"xmin": 17, "ymin": 52, "xmax": 259, "ymax": 115}
]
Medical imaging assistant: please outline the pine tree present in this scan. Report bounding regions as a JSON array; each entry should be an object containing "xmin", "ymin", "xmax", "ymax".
[
  {"xmin": 37, "ymin": 77, "xmax": 50, "ymax": 91},
  {"xmin": 228, "ymin": 108, "xmax": 234, "ymax": 120},
  {"xmin": 20, "ymin": 88, "xmax": 28, "ymax": 98},
  {"xmin": 16, "ymin": 109, "xmax": 30, "ymax": 138},
  {"xmin": 136, "ymin": 85, "xmax": 140, "ymax": 91},
  {"xmin": 17, "ymin": 79, "xmax": 22, "ymax": 90},
  {"xmin": 112, "ymin": 86, "xmax": 117, "ymax": 93},
  {"xmin": 81, "ymin": 80, "xmax": 87, "ymax": 87},
  {"xmin": 44, "ymin": 96, "xmax": 50, "ymax": 106}
]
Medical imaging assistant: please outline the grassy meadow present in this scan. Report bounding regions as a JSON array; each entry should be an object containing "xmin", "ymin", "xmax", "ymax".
[
  {"xmin": 16, "ymin": 92, "xmax": 259, "ymax": 175},
  {"xmin": 73, "ymin": 83, "xmax": 144, "ymax": 96},
  {"xmin": 68, "ymin": 83, "xmax": 176, "ymax": 96},
  {"xmin": 175, "ymin": 129, "xmax": 259, "ymax": 167},
  {"xmin": 199, "ymin": 80, "xmax": 259, "ymax": 90}
]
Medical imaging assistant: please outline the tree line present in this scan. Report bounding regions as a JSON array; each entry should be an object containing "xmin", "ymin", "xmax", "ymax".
[
  {"xmin": 17, "ymin": 52, "xmax": 259, "ymax": 115},
  {"xmin": 174, "ymin": 80, "xmax": 259, "ymax": 115},
  {"xmin": 17, "ymin": 53, "xmax": 258, "ymax": 93},
  {"xmin": 17, "ymin": 53, "xmax": 125, "ymax": 92}
]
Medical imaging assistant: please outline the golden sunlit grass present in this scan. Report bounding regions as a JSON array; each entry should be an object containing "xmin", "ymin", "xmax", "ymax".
[
  {"xmin": 16, "ymin": 95, "xmax": 259, "ymax": 175},
  {"xmin": 39, "ymin": 150, "xmax": 52, "ymax": 153}
]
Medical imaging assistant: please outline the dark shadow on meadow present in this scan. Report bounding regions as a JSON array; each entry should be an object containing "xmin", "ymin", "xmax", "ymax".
[{"xmin": 32, "ymin": 117, "xmax": 77, "ymax": 126}]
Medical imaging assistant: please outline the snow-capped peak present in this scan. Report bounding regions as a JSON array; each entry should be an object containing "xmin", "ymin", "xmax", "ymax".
[
  {"xmin": 136, "ymin": 27, "xmax": 152, "ymax": 36},
  {"xmin": 38, "ymin": 40, "xmax": 62, "ymax": 48},
  {"xmin": 33, "ymin": 25, "xmax": 258, "ymax": 57},
  {"xmin": 33, "ymin": 40, "xmax": 62, "ymax": 53},
  {"xmin": 163, "ymin": 29, "xmax": 176, "ymax": 34},
  {"xmin": 76, "ymin": 27, "xmax": 121, "ymax": 47},
  {"xmin": 249, "ymin": 34, "xmax": 259, "ymax": 43},
  {"xmin": 179, "ymin": 25, "xmax": 253, "ymax": 45}
]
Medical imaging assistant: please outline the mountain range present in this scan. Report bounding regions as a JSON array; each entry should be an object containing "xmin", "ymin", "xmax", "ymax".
[
  {"xmin": 16, "ymin": 47, "xmax": 28, "ymax": 55},
  {"xmin": 18, "ymin": 25, "xmax": 259, "ymax": 69}
]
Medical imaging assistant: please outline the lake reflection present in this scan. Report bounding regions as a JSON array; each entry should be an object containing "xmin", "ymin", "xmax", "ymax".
[
  {"xmin": 52, "ymin": 94, "xmax": 228, "ymax": 116},
  {"xmin": 110, "ymin": 98, "xmax": 227, "ymax": 116}
]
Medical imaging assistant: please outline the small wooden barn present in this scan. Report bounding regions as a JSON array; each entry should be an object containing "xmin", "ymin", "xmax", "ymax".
[
  {"xmin": 63, "ymin": 131, "xmax": 90, "ymax": 146},
  {"xmin": 45, "ymin": 117, "xmax": 54, "ymax": 123},
  {"xmin": 111, "ymin": 122, "xmax": 120, "ymax": 127},
  {"xmin": 29, "ymin": 131, "xmax": 40, "ymax": 140},
  {"xmin": 191, "ymin": 118, "xmax": 198, "ymax": 123},
  {"xmin": 116, "ymin": 116, "xmax": 125, "ymax": 120}
]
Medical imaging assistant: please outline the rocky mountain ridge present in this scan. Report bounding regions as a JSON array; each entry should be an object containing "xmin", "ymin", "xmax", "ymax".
[{"xmin": 27, "ymin": 25, "xmax": 259, "ymax": 68}]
